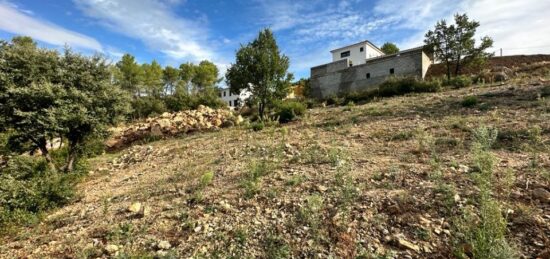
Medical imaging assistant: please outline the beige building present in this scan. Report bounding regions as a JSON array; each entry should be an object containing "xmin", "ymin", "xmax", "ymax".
[{"xmin": 310, "ymin": 41, "xmax": 433, "ymax": 99}]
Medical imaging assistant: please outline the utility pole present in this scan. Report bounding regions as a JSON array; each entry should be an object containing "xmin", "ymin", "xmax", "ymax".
[{"xmin": 500, "ymin": 48, "xmax": 503, "ymax": 57}]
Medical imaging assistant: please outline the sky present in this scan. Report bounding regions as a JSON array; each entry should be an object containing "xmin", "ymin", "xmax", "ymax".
[{"xmin": 1, "ymin": 0, "xmax": 550, "ymax": 81}]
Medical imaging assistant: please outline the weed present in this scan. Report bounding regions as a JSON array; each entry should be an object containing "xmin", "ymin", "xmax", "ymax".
[
  {"xmin": 241, "ymin": 160, "xmax": 273, "ymax": 198},
  {"xmin": 298, "ymin": 194, "xmax": 324, "ymax": 238},
  {"xmin": 461, "ymin": 96, "xmax": 478, "ymax": 107},
  {"xmin": 286, "ymin": 175, "xmax": 304, "ymax": 186},
  {"xmin": 453, "ymin": 126, "xmax": 517, "ymax": 258},
  {"xmin": 264, "ymin": 231, "xmax": 291, "ymax": 258}
]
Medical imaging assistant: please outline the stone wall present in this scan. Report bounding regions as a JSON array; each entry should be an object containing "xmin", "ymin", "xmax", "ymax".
[{"xmin": 310, "ymin": 48, "xmax": 432, "ymax": 99}]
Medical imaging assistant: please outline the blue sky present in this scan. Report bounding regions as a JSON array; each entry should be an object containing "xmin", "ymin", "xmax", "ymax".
[{"xmin": 1, "ymin": 0, "xmax": 550, "ymax": 80}]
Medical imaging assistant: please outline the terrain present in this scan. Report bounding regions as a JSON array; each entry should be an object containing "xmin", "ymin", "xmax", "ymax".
[{"xmin": 1, "ymin": 72, "xmax": 550, "ymax": 258}]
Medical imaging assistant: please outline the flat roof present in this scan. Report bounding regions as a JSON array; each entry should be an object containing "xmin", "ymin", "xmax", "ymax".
[{"xmin": 330, "ymin": 40, "xmax": 383, "ymax": 54}]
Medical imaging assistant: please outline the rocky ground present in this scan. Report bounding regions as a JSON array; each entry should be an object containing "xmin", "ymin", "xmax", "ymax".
[{"xmin": 1, "ymin": 78, "xmax": 550, "ymax": 258}]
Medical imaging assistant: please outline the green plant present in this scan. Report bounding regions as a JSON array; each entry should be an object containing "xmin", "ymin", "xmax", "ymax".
[
  {"xmin": 378, "ymin": 76, "xmax": 441, "ymax": 97},
  {"xmin": 298, "ymin": 194, "xmax": 324, "ymax": 236},
  {"xmin": 250, "ymin": 121, "xmax": 265, "ymax": 131},
  {"xmin": 241, "ymin": 160, "xmax": 273, "ymax": 198},
  {"xmin": 444, "ymin": 75, "xmax": 473, "ymax": 88},
  {"xmin": 0, "ymin": 156, "xmax": 80, "ymax": 232},
  {"xmin": 461, "ymin": 96, "xmax": 478, "ymax": 107},
  {"xmin": 453, "ymin": 126, "xmax": 516, "ymax": 258},
  {"xmin": 264, "ymin": 232, "xmax": 291, "ymax": 258},
  {"xmin": 274, "ymin": 100, "xmax": 306, "ymax": 123}
]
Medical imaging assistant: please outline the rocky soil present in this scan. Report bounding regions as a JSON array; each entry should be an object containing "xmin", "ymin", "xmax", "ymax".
[{"xmin": 1, "ymin": 79, "xmax": 550, "ymax": 258}]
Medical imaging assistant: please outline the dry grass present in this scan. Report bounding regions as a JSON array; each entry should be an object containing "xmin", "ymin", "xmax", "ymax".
[{"xmin": 1, "ymin": 80, "xmax": 549, "ymax": 258}]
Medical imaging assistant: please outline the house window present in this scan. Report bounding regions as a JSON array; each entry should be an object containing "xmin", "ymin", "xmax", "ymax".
[
  {"xmin": 360, "ymin": 47, "xmax": 364, "ymax": 52},
  {"xmin": 366, "ymin": 73, "xmax": 370, "ymax": 79},
  {"xmin": 223, "ymin": 91, "xmax": 226, "ymax": 97},
  {"xmin": 340, "ymin": 51, "xmax": 350, "ymax": 58},
  {"xmin": 390, "ymin": 68, "xmax": 395, "ymax": 75}
]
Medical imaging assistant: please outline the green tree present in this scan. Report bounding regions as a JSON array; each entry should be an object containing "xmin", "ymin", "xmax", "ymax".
[
  {"xmin": 0, "ymin": 37, "xmax": 130, "ymax": 171},
  {"xmin": 0, "ymin": 36, "xmax": 61, "ymax": 167},
  {"xmin": 425, "ymin": 13, "xmax": 493, "ymax": 80},
  {"xmin": 163, "ymin": 65, "xmax": 179, "ymax": 95},
  {"xmin": 381, "ymin": 42, "xmax": 399, "ymax": 55},
  {"xmin": 142, "ymin": 60, "xmax": 164, "ymax": 97},
  {"xmin": 116, "ymin": 54, "xmax": 142, "ymax": 96},
  {"xmin": 179, "ymin": 62, "xmax": 195, "ymax": 94},
  {"xmin": 192, "ymin": 60, "xmax": 219, "ymax": 92},
  {"xmin": 226, "ymin": 28, "xmax": 293, "ymax": 119}
]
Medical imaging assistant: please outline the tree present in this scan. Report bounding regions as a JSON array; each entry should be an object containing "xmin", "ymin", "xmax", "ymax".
[
  {"xmin": 179, "ymin": 62, "xmax": 195, "ymax": 94},
  {"xmin": 226, "ymin": 28, "xmax": 293, "ymax": 119},
  {"xmin": 141, "ymin": 60, "xmax": 164, "ymax": 97},
  {"xmin": 163, "ymin": 65, "xmax": 179, "ymax": 95},
  {"xmin": 116, "ymin": 54, "xmax": 142, "ymax": 96},
  {"xmin": 192, "ymin": 60, "xmax": 219, "ymax": 92},
  {"xmin": 425, "ymin": 13, "xmax": 493, "ymax": 80},
  {"xmin": 381, "ymin": 42, "xmax": 399, "ymax": 55},
  {"xmin": 0, "ymin": 37, "xmax": 130, "ymax": 172}
]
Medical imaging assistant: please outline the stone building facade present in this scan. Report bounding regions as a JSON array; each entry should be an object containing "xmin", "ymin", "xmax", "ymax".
[{"xmin": 310, "ymin": 46, "xmax": 433, "ymax": 99}]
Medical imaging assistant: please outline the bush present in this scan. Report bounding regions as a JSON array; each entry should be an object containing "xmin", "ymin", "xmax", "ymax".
[
  {"xmin": 378, "ymin": 77, "xmax": 441, "ymax": 97},
  {"xmin": 342, "ymin": 89, "xmax": 378, "ymax": 104},
  {"xmin": 250, "ymin": 121, "xmax": 265, "ymax": 131},
  {"xmin": 444, "ymin": 75, "xmax": 473, "ymax": 88},
  {"xmin": 0, "ymin": 156, "xmax": 80, "ymax": 232},
  {"xmin": 131, "ymin": 96, "xmax": 167, "ymax": 119},
  {"xmin": 462, "ymin": 96, "xmax": 479, "ymax": 107},
  {"xmin": 274, "ymin": 100, "xmax": 306, "ymax": 123}
]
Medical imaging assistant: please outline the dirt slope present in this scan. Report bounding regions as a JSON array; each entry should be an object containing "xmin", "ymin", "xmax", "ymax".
[{"xmin": 1, "ymin": 80, "xmax": 549, "ymax": 258}]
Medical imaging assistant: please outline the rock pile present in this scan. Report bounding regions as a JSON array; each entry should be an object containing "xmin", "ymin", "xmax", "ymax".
[{"xmin": 106, "ymin": 105, "xmax": 242, "ymax": 150}]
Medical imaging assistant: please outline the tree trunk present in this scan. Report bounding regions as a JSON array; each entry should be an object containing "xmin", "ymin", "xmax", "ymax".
[
  {"xmin": 64, "ymin": 139, "xmax": 80, "ymax": 172},
  {"xmin": 455, "ymin": 55, "xmax": 462, "ymax": 76},
  {"xmin": 37, "ymin": 140, "xmax": 57, "ymax": 171},
  {"xmin": 445, "ymin": 59, "xmax": 452, "ymax": 80}
]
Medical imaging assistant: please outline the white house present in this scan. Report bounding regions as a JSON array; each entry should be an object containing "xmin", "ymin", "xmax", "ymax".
[
  {"xmin": 330, "ymin": 40, "xmax": 385, "ymax": 67},
  {"xmin": 219, "ymin": 88, "xmax": 252, "ymax": 108}
]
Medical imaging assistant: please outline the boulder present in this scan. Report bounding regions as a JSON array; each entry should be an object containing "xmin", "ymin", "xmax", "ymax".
[{"xmin": 493, "ymin": 72, "xmax": 509, "ymax": 82}]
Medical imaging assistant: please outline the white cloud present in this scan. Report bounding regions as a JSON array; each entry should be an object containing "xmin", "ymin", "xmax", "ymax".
[
  {"xmin": 73, "ymin": 0, "xmax": 214, "ymax": 62},
  {"xmin": 376, "ymin": 0, "xmax": 550, "ymax": 55},
  {"xmin": 0, "ymin": 2, "xmax": 102, "ymax": 51}
]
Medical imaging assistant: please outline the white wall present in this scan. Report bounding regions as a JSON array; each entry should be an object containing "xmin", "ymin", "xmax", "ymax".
[
  {"xmin": 331, "ymin": 43, "xmax": 384, "ymax": 66},
  {"xmin": 219, "ymin": 88, "xmax": 252, "ymax": 108}
]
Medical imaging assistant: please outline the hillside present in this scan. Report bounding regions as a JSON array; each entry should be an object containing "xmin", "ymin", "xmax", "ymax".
[{"xmin": 1, "ymin": 77, "xmax": 550, "ymax": 258}]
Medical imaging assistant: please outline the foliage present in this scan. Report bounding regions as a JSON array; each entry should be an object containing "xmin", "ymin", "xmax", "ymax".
[
  {"xmin": 461, "ymin": 96, "xmax": 478, "ymax": 107},
  {"xmin": 0, "ymin": 156, "xmax": 81, "ymax": 232},
  {"xmin": 425, "ymin": 13, "xmax": 493, "ymax": 80},
  {"xmin": 274, "ymin": 100, "xmax": 307, "ymax": 123},
  {"xmin": 444, "ymin": 75, "xmax": 473, "ymax": 88},
  {"xmin": 380, "ymin": 42, "xmax": 400, "ymax": 55},
  {"xmin": 116, "ymin": 54, "xmax": 143, "ymax": 96},
  {"xmin": 226, "ymin": 29, "xmax": 294, "ymax": 119},
  {"xmin": 0, "ymin": 37, "xmax": 131, "ymax": 171},
  {"xmin": 378, "ymin": 76, "xmax": 441, "ymax": 97},
  {"xmin": 131, "ymin": 96, "xmax": 168, "ymax": 118},
  {"xmin": 453, "ymin": 126, "xmax": 516, "ymax": 259},
  {"xmin": 192, "ymin": 60, "xmax": 220, "ymax": 92}
]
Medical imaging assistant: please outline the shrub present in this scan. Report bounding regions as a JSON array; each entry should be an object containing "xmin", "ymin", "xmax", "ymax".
[
  {"xmin": 250, "ymin": 121, "xmax": 265, "ymax": 131},
  {"xmin": 342, "ymin": 89, "xmax": 378, "ymax": 104},
  {"xmin": 0, "ymin": 156, "xmax": 80, "ymax": 232},
  {"xmin": 444, "ymin": 75, "xmax": 473, "ymax": 88},
  {"xmin": 131, "ymin": 96, "xmax": 167, "ymax": 119},
  {"xmin": 378, "ymin": 76, "xmax": 440, "ymax": 97},
  {"xmin": 461, "ymin": 96, "xmax": 479, "ymax": 107},
  {"xmin": 274, "ymin": 100, "xmax": 306, "ymax": 123}
]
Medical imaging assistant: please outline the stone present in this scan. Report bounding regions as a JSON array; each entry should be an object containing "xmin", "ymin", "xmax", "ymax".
[
  {"xmin": 105, "ymin": 244, "xmax": 119, "ymax": 255},
  {"xmin": 157, "ymin": 240, "xmax": 171, "ymax": 250},
  {"xmin": 128, "ymin": 202, "xmax": 142, "ymax": 213},
  {"xmin": 317, "ymin": 185, "xmax": 328, "ymax": 192},
  {"xmin": 396, "ymin": 237, "xmax": 420, "ymax": 252},
  {"xmin": 533, "ymin": 188, "xmax": 550, "ymax": 203}
]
